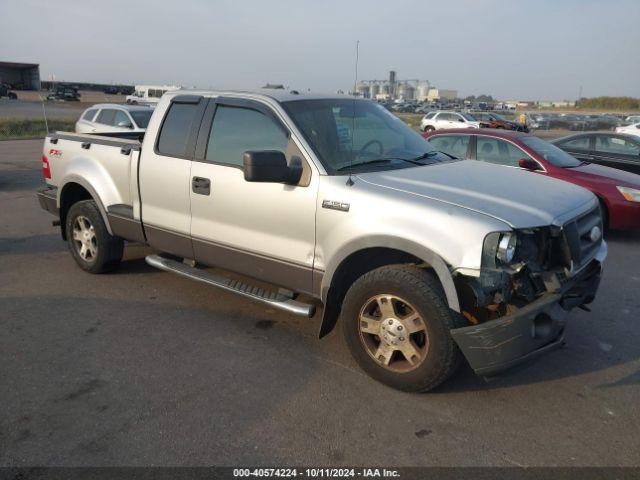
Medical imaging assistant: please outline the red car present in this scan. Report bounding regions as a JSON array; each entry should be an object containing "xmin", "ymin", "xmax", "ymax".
[{"xmin": 422, "ymin": 129, "xmax": 640, "ymax": 230}]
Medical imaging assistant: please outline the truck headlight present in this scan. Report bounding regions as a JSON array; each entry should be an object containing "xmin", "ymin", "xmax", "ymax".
[
  {"xmin": 496, "ymin": 232, "xmax": 517, "ymax": 263},
  {"xmin": 617, "ymin": 186, "xmax": 640, "ymax": 203}
]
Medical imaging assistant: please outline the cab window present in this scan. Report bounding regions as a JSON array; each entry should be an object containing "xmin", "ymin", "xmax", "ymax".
[{"xmin": 206, "ymin": 105, "xmax": 289, "ymax": 167}]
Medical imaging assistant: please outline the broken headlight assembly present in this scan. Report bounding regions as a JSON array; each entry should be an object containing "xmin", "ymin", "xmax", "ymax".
[{"xmin": 496, "ymin": 232, "xmax": 517, "ymax": 264}]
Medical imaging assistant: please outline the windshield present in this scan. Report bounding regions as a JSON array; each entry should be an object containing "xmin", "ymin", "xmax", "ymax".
[
  {"xmin": 130, "ymin": 110, "xmax": 153, "ymax": 128},
  {"xmin": 282, "ymin": 99, "xmax": 450, "ymax": 174},
  {"xmin": 491, "ymin": 113, "xmax": 506, "ymax": 121},
  {"xmin": 521, "ymin": 136, "xmax": 581, "ymax": 167}
]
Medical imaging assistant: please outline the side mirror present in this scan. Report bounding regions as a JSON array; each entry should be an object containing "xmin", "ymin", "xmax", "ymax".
[
  {"xmin": 458, "ymin": 118, "xmax": 465, "ymax": 122},
  {"xmin": 243, "ymin": 150, "xmax": 302, "ymax": 185},
  {"xmin": 518, "ymin": 158, "xmax": 540, "ymax": 170},
  {"xmin": 117, "ymin": 121, "xmax": 133, "ymax": 129}
]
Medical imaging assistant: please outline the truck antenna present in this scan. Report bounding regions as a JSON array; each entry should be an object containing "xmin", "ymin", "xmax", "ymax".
[
  {"xmin": 40, "ymin": 94, "xmax": 49, "ymax": 135},
  {"xmin": 347, "ymin": 40, "xmax": 359, "ymax": 187}
]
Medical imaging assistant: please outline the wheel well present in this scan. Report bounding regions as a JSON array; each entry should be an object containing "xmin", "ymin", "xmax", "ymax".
[
  {"xmin": 59, "ymin": 182, "xmax": 92, "ymax": 239},
  {"xmin": 319, "ymin": 247, "xmax": 433, "ymax": 338}
]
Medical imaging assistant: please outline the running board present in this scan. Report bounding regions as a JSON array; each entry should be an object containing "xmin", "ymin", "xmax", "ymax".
[{"xmin": 145, "ymin": 254, "xmax": 316, "ymax": 318}]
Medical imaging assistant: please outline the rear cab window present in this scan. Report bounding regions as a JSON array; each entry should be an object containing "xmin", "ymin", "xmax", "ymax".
[{"xmin": 156, "ymin": 100, "xmax": 204, "ymax": 158}]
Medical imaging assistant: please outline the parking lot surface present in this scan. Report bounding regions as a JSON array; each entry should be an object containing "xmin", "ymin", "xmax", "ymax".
[
  {"xmin": 0, "ymin": 99, "xmax": 86, "ymax": 120},
  {"xmin": 1, "ymin": 139, "xmax": 639, "ymax": 466}
]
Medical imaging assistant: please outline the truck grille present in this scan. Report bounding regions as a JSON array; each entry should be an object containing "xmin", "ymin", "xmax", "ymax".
[{"xmin": 562, "ymin": 206, "xmax": 602, "ymax": 273}]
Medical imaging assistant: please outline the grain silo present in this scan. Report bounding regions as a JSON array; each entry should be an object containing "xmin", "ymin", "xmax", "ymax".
[
  {"xmin": 370, "ymin": 82, "xmax": 380, "ymax": 99},
  {"xmin": 355, "ymin": 81, "xmax": 370, "ymax": 98},
  {"xmin": 416, "ymin": 81, "xmax": 430, "ymax": 101}
]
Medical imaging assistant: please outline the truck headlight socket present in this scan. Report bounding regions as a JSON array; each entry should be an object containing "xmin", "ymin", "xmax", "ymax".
[{"xmin": 496, "ymin": 232, "xmax": 517, "ymax": 264}]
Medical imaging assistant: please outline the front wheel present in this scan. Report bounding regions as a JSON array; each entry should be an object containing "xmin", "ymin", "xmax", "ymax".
[
  {"xmin": 65, "ymin": 200, "xmax": 124, "ymax": 273},
  {"xmin": 422, "ymin": 125, "xmax": 435, "ymax": 132},
  {"xmin": 341, "ymin": 265, "xmax": 463, "ymax": 392}
]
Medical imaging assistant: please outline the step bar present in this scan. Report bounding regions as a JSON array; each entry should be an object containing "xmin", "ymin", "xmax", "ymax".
[{"xmin": 145, "ymin": 254, "xmax": 316, "ymax": 318}]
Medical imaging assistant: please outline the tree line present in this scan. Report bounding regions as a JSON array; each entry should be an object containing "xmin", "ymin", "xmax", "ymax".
[{"xmin": 578, "ymin": 96, "xmax": 640, "ymax": 110}]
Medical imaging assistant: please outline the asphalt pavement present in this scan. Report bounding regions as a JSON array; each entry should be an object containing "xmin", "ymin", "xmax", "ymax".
[{"xmin": 1, "ymin": 140, "xmax": 639, "ymax": 466}]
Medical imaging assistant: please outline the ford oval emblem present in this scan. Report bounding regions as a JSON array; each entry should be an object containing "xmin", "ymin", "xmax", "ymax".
[{"xmin": 589, "ymin": 226, "xmax": 602, "ymax": 242}]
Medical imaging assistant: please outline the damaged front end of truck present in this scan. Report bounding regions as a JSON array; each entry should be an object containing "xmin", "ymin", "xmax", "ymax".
[{"xmin": 451, "ymin": 205, "xmax": 607, "ymax": 376}]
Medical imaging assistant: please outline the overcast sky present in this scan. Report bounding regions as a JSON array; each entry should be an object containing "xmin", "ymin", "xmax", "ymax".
[{"xmin": 1, "ymin": 0, "xmax": 638, "ymax": 100}]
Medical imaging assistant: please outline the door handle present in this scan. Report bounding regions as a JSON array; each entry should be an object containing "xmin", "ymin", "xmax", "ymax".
[{"xmin": 192, "ymin": 176, "xmax": 211, "ymax": 195}]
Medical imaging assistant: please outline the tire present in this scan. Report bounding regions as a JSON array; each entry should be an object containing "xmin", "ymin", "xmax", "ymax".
[
  {"xmin": 423, "ymin": 125, "xmax": 435, "ymax": 132},
  {"xmin": 65, "ymin": 200, "xmax": 124, "ymax": 273},
  {"xmin": 341, "ymin": 265, "xmax": 464, "ymax": 392}
]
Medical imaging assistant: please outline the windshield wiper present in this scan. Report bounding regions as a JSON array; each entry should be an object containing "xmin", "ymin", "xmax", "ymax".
[
  {"xmin": 411, "ymin": 151, "xmax": 440, "ymax": 161},
  {"xmin": 563, "ymin": 160, "xmax": 590, "ymax": 168},
  {"xmin": 335, "ymin": 157, "xmax": 419, "ymax": 171}
]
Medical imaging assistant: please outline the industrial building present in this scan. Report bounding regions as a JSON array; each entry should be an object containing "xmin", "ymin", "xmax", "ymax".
[
  {"xmin": 355, "ymin": 70, "xmax": 456, "ymax": 103},
  {"xmin": 0, "ymin": 61, "xmax": 41, "ymax": 90},
  {"xmin": 426, "ymin": 88, "xmax": 458, "ymax": 102}
]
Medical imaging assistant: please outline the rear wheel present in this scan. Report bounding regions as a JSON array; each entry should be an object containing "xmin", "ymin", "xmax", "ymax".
[
  {"xmin": 423, "ymin": 125, "xmax": 435, "ymax": 132},
  {"xmin": 65, "ymin": 200, "xmax": 124, "ymax": 273},
  {"xmin": 341, "ymin": 265, "xmax": 463, "ymax": 392}
]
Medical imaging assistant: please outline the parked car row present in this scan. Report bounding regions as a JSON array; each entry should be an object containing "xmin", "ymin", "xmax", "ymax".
[
  {"xmin": 419, "ymin": 110, "xmax": 528, "ymax": 132},
  {"xmin": 46, "ymin": 85, "xmax": 81, "ymax": 101},
  {"xmin": 527, "ymin": 112, "xmax": 623, "ymax": 131}
]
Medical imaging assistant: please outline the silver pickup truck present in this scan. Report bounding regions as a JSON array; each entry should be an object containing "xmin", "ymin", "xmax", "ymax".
[{"xmin": 37, "ymin": 90, "xmax": 607, "ymax": 392}]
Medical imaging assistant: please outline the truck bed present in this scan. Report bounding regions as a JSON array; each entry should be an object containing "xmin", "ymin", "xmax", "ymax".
[{"xmin": 41, "ymin": 131, "xmax": 144, "ymax": 240}]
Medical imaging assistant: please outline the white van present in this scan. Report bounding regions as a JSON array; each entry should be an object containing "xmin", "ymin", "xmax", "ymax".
[{"xmin": 125, "ymin": 85, "xmax": 181, "ymax": 105}]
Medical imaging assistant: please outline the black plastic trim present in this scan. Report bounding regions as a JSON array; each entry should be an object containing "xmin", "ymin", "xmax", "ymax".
[
  {"xmin": 48, "ymin": 133, "xmax": 141, "ymax": 150},
  {"xmin": 106, "ymin": 204, "xmax": 134, "ymax": 219},
  {"xmin": 36, "ymin": 186, "xmax": 59, "ymax": 217}
]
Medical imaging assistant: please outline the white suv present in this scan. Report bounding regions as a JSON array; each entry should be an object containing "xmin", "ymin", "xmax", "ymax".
[
  {"xmin": 420, "ymin": 111, "xmax": 481, "ymax": 131},
  {"xmin": 75, "ymin": 104, "xmax": 154, "ymax": 134}
]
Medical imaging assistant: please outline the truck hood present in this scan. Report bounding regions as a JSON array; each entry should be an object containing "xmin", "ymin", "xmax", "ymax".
[{"xmin": 356, "ymin": 160, "xmax": 596, "ymax": 228}]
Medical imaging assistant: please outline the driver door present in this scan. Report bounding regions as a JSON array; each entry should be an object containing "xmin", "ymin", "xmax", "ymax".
[{"xmin": 189, "ymin": 98, "xmax": 318, "ymax": 294}]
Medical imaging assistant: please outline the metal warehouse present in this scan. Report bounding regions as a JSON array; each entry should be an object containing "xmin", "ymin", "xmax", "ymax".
[{"xmin": 0, "ymin": 61, "xmax": 41, "ymax": 90}]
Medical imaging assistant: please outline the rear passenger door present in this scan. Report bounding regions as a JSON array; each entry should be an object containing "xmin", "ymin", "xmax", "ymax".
[
  {"xmin": 139, "ymin": 95, "xmax": 207, "ymax": 258},
  {"xmin": 188, "ymin": 97, "xmax": 318, "ymax": 294}
]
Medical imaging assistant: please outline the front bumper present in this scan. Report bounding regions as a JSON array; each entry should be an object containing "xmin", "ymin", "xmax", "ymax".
[
  {"xmin": 451, "ymin": 259, "xmax": 602, "ymax": 376},
  {"xmin": 609, "ymin": 199, "xmax": 640, "ymax": 230}
]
